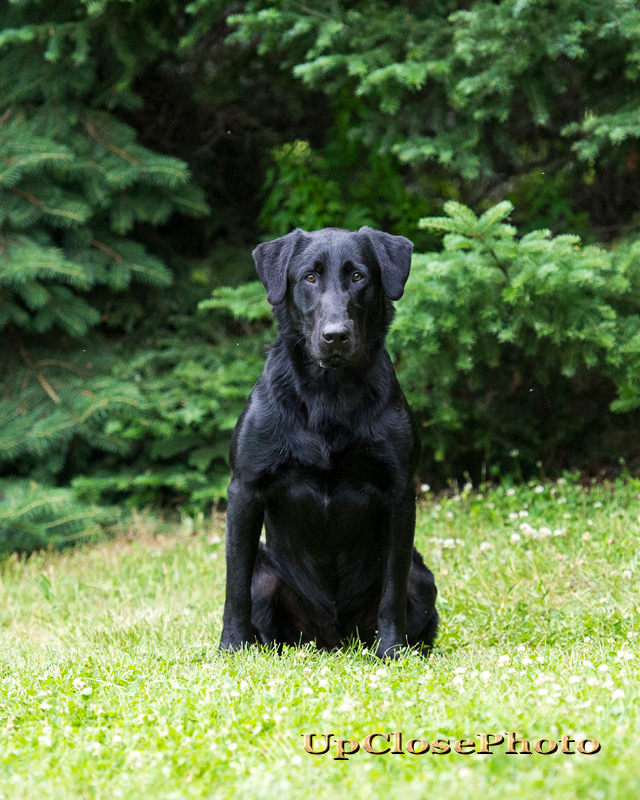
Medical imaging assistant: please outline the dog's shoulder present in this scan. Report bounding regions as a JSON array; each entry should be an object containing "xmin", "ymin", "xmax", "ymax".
[{"xmin": 229, "ymin": 344, "xmax": 325, "ymax": 480}]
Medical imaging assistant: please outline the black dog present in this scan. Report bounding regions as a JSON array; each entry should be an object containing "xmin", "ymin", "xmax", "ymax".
[{"xmin": 219, "ymin": 226, "xmax": 438, "ymax": 658}]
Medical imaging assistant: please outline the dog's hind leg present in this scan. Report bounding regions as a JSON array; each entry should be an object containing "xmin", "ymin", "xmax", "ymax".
[
  {"xmin": 406, "ymin": 548, "xmax": 439, "ymax": 652},
  {"xmin": 250, "ymin": 544, "xmax": 285, "ymax": 645},
  {"xmin": 250, "ymin": 544, "xmax": 339, "ymax": 649}
]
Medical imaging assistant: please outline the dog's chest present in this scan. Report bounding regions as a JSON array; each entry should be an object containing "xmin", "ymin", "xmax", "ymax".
[{"xmin": 263, "ymin": 441, "xmax": 393, "ymax": 535}]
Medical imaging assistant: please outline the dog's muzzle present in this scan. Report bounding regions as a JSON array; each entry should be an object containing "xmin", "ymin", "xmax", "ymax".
[{"xmin": 314, "ymin": 323, "xmax": 355, "ymax": 368}]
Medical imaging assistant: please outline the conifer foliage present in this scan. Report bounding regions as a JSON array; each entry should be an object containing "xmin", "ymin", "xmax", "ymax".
[
  {"xmin": 4, "ymin": 1, "xmax": 640, "ymax": 553},
  {"xmin": 0, "ymin": 1, "xmax": 208, "ymax": 550}
]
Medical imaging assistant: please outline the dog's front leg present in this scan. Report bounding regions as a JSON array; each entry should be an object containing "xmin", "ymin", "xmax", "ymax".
[
  {"xmin": 375, "ymin": 492, "xmax": 416, "ymax": 659},
  {"xmin": 219, "ymin": 478, "xmax": 264, "ymax": 652}
]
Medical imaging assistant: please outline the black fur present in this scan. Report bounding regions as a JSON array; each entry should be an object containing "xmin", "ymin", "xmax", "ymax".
[{"xmin": 220, "ymin": 226, "xmax": 438, "ymax": 658}]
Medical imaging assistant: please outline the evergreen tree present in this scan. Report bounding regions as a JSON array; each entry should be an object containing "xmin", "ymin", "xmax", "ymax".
[
  {"xmin": 227, "ymin": 0, "xmax": 640, "ymax": 236},
  {"xmin": 0, "ymin": 0, "xmax": 208, "ymax": 547}
]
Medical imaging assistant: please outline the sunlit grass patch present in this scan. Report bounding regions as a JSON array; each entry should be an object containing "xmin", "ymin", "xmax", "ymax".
[{"xmin": 0, "ymin": 479, "xmax": 638, "ymax": 799}]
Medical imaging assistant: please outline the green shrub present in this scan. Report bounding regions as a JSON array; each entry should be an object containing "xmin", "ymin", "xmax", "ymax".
[
  {"xmin": 0, "ymin": 480, "xmax": 107, "ymax": 553},
  {"xmin": 390, "ymin": 201, "xmax": 640, "ymax": 479}
]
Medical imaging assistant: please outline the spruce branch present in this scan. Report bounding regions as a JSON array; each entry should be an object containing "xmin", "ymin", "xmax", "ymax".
[
  {"xmin": 83, "ymin": 119, "xmax": 138, "ymax": 166},
  {"xmin": 16, "ymin": 338, "xmax": 60, "ymax": 404},
  {"xmin": 91, "ymin": 239, "xmax": 123, "ymax": 262},
  {"xmin": 9, "ymin": 187, "xmax": 83, "ymax": 222}
]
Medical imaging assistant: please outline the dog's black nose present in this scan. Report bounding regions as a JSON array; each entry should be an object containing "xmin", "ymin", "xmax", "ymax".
[{"xmin": 321, "ymin": 325, "xmax": 350, "ymax": 346}]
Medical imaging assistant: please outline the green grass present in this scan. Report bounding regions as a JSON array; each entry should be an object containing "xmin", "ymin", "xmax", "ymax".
[{"xmin": 1, "ymin": 477, "xmax": 639, "ymax": 799}]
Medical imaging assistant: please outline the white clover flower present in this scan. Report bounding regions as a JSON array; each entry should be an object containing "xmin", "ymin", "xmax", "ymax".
[
  {"xmin": 479, "ymin": 541, "xmax": 492, "ymax": 551},
  {"xmin": 621, "ymin": 570, "xmax": 633, "ymax": 579},
  {"xmin": 593, "ymin": 501, "xmax": 603, "ymax": 508},
  {"xmin": 612, "ymin": 689, "xmax": 625, "ymax": 700},
  {"xmin": 598, "ymin": 665, "xmax": 609, "ymax": 672},
  {"xmin": 443, "ymin": 537, "xmax": 456, "ymax": 548},
  {"xmin": 506, "ymin": 488, "xmax": 516, "ymax": 496},
  {"xmin": 510, "ymin": 533, "xmax": 521, "ymax": 543},
  {"xmin": 81, "ymin": 687, "xmax": 92, "ymax": 697},
  {"xmin": 522, "ymin": 657, "xmax": 533, "ymax": 666},
  {"xmin": 421, "ymin": 484, "xmax": 430, "ymax": 493},
  {"xmin": 568, "ymin": 676, "xmax": 581, "ymax": 685},
  {"xmin": 557, "ymin": 497, "xmax": 567, "ymax": 504},
  {"xmin": 539, "ymin": 526, "xmax": 552, "ymax": 537},
  {"xmin": 73, "ymin": 678, "xmax": 85, "ymax": 690},
  {"xmin": 480, "ymin": 671, "xmax": 491, "ymax": 683},
  {"xmin": 508, "ymin": 512, "xmax": 519, "ymax": 521},
  {"xmin": 320, "ymin": 666, "xmax": 330, "ymax": 675},
  {"xmin": 228, "ymin": 742, "xmax": 238, "ymax": 751},
  {"xmin": 486, "ymin": 502, "xmax": 495, "ymax": 509},
  {"xmin": 518, "ymin": 510, "xmax": 529, "ymax": 518},
  {"xmin": 452, "ymin": 675, "xmax": 464, "ymax": 686},
  {"xmin": 582, "ymin": 532, "xmax": 591, "ymax": 542},
  {"xmin": 553, "ymin": 529, "xmax": 566, "ymax": 536},
  {"xmin": 534, "ymin": 485, "xmax": 544, "ymax": 494},
  {"xmin": 602, "ymin": 679, "xmax": 614, "ymax": 689},
  {"xmin": 587, "ymin": 520, "xmax": 594, "ymax": 526},
  {"xmin": 454, "ymin": 667, "xmax": 466, "ymax": 674},
  {"xmin": 376, "ymin": 668, "xmax": 388, "ymax": 678},
  {"xmin": 463, "ymin": 482, "xmax": 473, "ymax": 492},
  {"xmin": 445, "ymin": 511, "xmax": 454, "ymax": 521},
  {"xmin": 586, "ymin": 677, "xmax": 598, "ymax": 686},
  {"xmin": 498, "ymin": 654, "xmax": 510, "ymax": 665},
  {"xmin": 302, "ymin": 687, "xmax": 314, "ymax": 695}
]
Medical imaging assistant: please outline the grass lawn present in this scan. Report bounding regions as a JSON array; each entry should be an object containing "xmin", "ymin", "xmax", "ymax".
[{"xmin": 1, "ymin": 477, "xmax": 639, "ymax": 799}]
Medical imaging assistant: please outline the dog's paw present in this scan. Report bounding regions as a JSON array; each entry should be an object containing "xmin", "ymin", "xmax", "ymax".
[
  {"xmin": 219, "ymin": 626, "xmax": 256, "ymax": 653},
  {"xmin": 374, "ymin": 640, "xmax": 407, "ymax": 660}
]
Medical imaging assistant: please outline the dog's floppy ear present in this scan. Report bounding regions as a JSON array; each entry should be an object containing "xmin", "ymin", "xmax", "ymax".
[
  {"xmin": 252, "ymin": 229, "xmax": 303, "ymax": 306},
  {"xmin": 358, "ymin": 226, "xmax": 413, "ymax": 301}
]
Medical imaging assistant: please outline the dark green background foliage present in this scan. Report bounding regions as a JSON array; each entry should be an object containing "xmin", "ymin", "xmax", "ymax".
[{"xmin": 3, "ymin": 0, "xmax": 640, "ymax": 550}]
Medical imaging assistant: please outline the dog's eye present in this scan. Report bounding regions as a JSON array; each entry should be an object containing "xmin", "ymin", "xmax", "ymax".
[
  {"xmin": 305, "ymin": 274, "xmax": 316, "ymax": 283},
  {"xmin": 352, "ymin": 272, "xmax": 363, "ymax": 282}
]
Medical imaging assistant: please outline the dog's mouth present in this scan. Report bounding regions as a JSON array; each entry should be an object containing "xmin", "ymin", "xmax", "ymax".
[
  {"xmin": 307, "ymin": 331, "xmax": 357, "ymax": 369},
  {"xmin": 315, "ymin": 352, "xmax": 354, "ymax": 369}
]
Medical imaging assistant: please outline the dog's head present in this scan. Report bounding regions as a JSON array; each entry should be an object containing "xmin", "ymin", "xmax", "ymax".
[{"xmin": 253, "ymin": 227, "xmax": 413, "ymax": 369}]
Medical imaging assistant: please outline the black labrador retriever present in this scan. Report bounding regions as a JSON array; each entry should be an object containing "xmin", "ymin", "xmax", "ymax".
[{"xmin": 219, "ymin": 226, "xmax": 438, "ymax": 658}]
